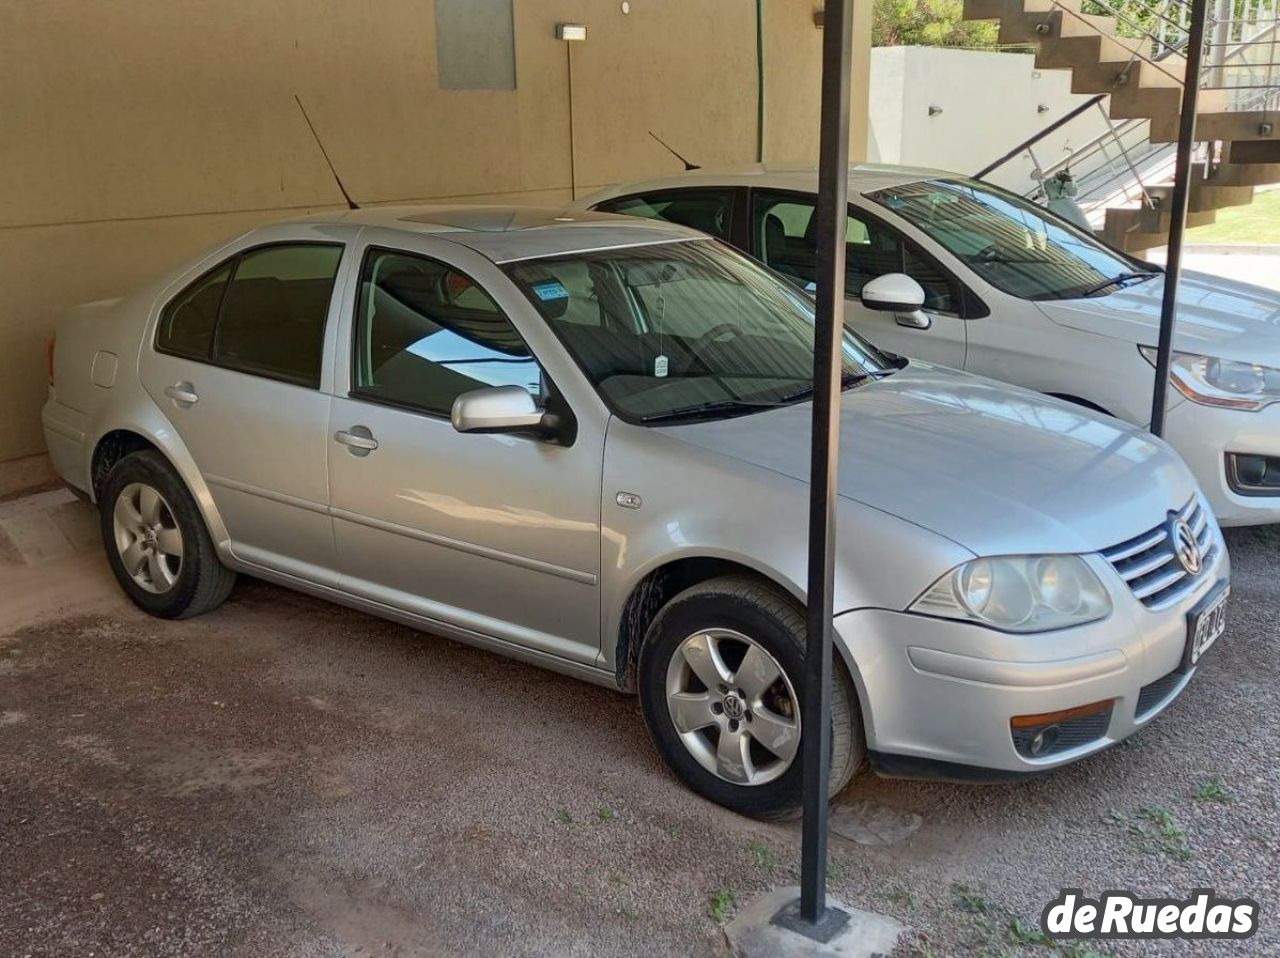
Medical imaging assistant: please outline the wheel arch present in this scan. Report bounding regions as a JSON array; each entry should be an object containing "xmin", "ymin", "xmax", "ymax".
[
  {"xmin": 611, "ymin": 554, "xmax": 803, "ymax": 694},
  {"xmin": 88, "ymin": 422, "xmax": 231, "ymax": 559}
]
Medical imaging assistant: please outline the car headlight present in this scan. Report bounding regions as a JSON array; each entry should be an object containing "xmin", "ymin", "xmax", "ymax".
[
  {"xmin": 911, "ymin": 555, "xmax": 1112, "ymax": 632},
  {"xmin": 1140, "ymin": 346, "xmax": 1280, "ymax": 411}
]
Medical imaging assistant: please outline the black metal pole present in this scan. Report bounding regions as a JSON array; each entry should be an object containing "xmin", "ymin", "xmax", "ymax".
[
  {"xmin": 1150, "ymin": 0, "xmax": 1209, "ymax": 436},
  {"xmin": 800, "ymin": 0, "xmax": 853, "ymax": 930}
]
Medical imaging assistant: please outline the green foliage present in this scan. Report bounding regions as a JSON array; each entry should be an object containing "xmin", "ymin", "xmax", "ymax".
[
  {"xmin": 1131, "ymin": 806, "xmax": 1193, "ymax": 861},
  {"xmin": 709, "ymin": 889, "xmax": 737, "ymax": 923},
  {"xmin": 746, "ymin": 840, "xmax": 780, "ymax": 871},
  {"xmin": 951, "ymin": 880, "xmax": 992, "ymax": 914},
  {"xmin": 873, "ymin": 0, "xmax": 1000, "ymax": 49},
  {"xmin": 1195, "ymin": 779, "xmax": 1236, "ymax": 803}
]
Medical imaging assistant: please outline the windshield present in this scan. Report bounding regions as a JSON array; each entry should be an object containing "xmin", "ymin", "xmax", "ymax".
[
  {"xmin": 866, "ymin": 178, "xmax": 1153, "ymax": 301},
  {"xmin": 503, "ymin": 239, "xmax": 895, "ymax": 424}
]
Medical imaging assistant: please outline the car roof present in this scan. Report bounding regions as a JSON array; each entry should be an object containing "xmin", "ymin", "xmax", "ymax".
[
  {"xmin": 575, "ymin": 162, "xmax": 958, "ymax": 206},
  {"xmin": 281, "ymin": 204, "xmax": 707, "ymax": 263}
]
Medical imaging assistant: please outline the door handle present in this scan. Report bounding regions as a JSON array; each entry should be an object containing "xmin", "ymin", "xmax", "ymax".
[
  {"xmin": 334, "ymin": 426, "xmax": 379, "ymax": 456},
  {"xmin": 164, "ymin": 382, "xmax": 199, "ymax": 406}
]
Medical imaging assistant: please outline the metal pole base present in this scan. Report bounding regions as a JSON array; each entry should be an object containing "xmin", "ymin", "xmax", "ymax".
[{"xmin": 771, "ymin": 900, "xmax": 852, "ymax": 943}]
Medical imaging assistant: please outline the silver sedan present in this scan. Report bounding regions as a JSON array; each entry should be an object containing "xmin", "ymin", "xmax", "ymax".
[{"xmin": 43, "ymin": 206, "xmax": 1230, "ymax": 817}]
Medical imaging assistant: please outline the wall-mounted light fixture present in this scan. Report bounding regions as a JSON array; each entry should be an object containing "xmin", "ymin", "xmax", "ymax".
[
  {"xmin": 928, "ymin": 105, "xmax": 943, "ymax": 117},
  {"xmin": 556, "ymin": 24, "xmax": 587, "ymax": 200},
  {"xmin": 1037, "ymin": 103, "xmax": 1050, "ymax": 113},
  {"xmin": 813, "ymin": 11, "xmax": 824, "ymax": 28}
]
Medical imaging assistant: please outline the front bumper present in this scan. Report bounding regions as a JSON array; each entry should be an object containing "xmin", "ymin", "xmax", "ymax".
[
  {"xmin": 1164, "ymin": 399, "xmax": 1280, "ymax": 526},
  {"xmin": 836, "ymin": 542, "xmax": 1230, "ymax": 777}
]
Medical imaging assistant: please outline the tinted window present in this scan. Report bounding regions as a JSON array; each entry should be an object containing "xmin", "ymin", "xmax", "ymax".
[
  {"xmin": 751, "ymin": 193, "xmax": 960, "ymax": 314},
  {"xmin": 212, "ymin": 244, "xmax": 343, "ymax": 387},
  {"xmin": 353, "ymin": 249, "xmax": 541, "ymax": 416},
  {"xmin": 596, "ymin": 190, "xmax": 734, "ymax": 239},
  {"xmin": 866, "ymin": 178, "xmax": 1138, "ymax": 301},
  {"xmin": 157, "ymin": 263, "xmax": 231, "ymax": 360}
]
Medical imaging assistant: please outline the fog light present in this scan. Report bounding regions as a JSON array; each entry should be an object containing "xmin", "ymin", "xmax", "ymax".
[
  {"xmin": 1010, "ymin": 699, "xmax": 1114, "ymax": 760},
  {"xmin": 1028, "ymin": 725, "xmax": 1060, "ymax": 757},
  {"xmin": 1227, "ymin": 452, "xmax": 1280, "ymax": 494}
]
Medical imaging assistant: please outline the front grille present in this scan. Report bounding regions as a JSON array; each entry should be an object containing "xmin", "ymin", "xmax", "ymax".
[
  {"xmin": 1101, "ymin": 496, "xmax": 1216, "ymax": 611},
  {"xmin": 1135, "ymin": 669, "xmax": 1184, "ymax": 718},
  {"xmin": 1011, "ymin": 705, "xmax": 1113, "ymax": 759}
]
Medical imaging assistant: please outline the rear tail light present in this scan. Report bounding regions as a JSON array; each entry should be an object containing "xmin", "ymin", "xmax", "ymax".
[{"xmin": 46, "ymin": 335, "xmax": 56, "ymax": 387}]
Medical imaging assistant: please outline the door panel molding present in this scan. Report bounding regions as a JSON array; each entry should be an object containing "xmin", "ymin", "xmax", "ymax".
[{"xmin": 330, "ymin": 506, "xmax": 597, "ymax": 585}]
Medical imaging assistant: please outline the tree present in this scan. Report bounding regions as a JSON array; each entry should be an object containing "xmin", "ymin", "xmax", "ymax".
[{"xmin": 872, "ymin": 0, "xmax": 1000, "ymax": 49}]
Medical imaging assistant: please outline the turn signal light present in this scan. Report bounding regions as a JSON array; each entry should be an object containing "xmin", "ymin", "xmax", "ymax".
[{"xmin": 1010, "ymin": 699, "xmax": 1114, "ymax": 729}]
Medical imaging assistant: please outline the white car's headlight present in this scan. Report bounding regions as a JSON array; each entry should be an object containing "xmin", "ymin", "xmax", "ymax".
[
  {"xmin": 911, "ymin": 556, "xmax": 1112, "ymax": 633},
  {"xmin": 1140, "ymin": 346, "xmax": 1280, "ymax": 411}
]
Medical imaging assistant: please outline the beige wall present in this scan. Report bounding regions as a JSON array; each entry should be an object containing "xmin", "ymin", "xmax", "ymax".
[{"xmin": 0, "ymin": 0, "xmax": 871, "ymax": 464}]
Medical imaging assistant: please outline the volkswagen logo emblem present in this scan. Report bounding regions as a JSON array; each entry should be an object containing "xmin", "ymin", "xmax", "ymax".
[{"xmin": 1171, "ymin": 518, "xmax": 1202, "ymax": 575}]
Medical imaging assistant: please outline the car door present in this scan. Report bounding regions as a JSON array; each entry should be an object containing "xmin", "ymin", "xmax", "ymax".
[
  {"xmin": 747, "ymin": 190, "xmax": 968, "ymax": 367},
  {"xmin": 141, "ymin": 237, "xmax": 347, "ymax": 584},
  {"xmin": 326, "ymin": 238, "xmax": 603, "ymax": 665}
]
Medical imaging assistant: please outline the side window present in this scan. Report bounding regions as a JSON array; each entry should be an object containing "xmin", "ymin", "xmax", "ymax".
[
  {"xmin": 753, "ymin": 197, "xmax": 820, "ymax": 288},
  {"xmin": 595, "ymin": 190, "xmax": 734, "ymax": 239},
  {"xmin": 751, "ymin": 193, "xmax": 960, "ymax": 314},
  {"xmin": 212, "ymin": 244, "xmax": 343, "ymax": 387},
  {"xmin": 352, "ymin": 248, "xmax": 542, "ymax": 416},
  {"xmin": 157, "ymin": 262, "xmax": 232, "ymax": 360}
]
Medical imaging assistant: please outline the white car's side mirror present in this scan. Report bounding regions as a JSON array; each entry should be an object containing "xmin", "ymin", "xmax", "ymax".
[
  {"xmin": 861, "ymin": 273, "xmax": 926, "ymax": 312},
  {"xmin": 860, "ymin": 273, "xmax": 931, "ymax": 330}
]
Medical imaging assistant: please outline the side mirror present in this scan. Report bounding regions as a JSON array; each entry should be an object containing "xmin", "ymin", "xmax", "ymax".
[
  {"xmin": 860, "ymin": 273, "xmax": 931, "ymax": 330},
  {"xmin": 451, "ymin": 385, "xmax": 555, "ymax": 438},
  {"xmin": 861, "ymin": 273, "xmax": 925, "ymax": 312}
]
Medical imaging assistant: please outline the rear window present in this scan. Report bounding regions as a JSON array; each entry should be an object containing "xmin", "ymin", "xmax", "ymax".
[
  {"xmin": 156, "ymin": 263, "xmax": 231, "ymax": 360},
  {"xmin": 156, "ymin": 243, "xmax": 343, "ymax": 388},
  {"xmin": 594, "ymin": 190, "xmax": 734, "ymax": 239}
]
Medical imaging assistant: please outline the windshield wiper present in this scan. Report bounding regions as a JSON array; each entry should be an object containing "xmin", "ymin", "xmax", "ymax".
[
  {"xmin": 640, "ymin": 398, "xmax": 785, "ymax": 424},
  {"xmin": 776, "ymin": 368, "xmax": 898, "ymax": 404},
  {"xmin": 1077, "ymin": 270, "xmax": 1159, "ymax": 298}
]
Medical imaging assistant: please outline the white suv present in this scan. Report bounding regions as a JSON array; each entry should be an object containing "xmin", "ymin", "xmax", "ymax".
[{"xmin": 580, "ymin": 165, "xmax": 1280, "ymax": 526}]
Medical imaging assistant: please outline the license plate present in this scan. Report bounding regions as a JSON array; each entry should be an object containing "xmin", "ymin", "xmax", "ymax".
[{"xmin": 1182, "ymin": 583, "xmax": 1229, "ymax": 672}]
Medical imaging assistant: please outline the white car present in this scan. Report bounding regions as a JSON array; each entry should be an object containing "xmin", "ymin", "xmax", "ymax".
[{"xmin": 579, "ymin": 166, "xmax": 1280, "ymax": 526}]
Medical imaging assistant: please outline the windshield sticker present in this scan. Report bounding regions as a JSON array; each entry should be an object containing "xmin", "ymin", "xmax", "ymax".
[{"xmin": 532, "ymin": 280, "xmax": 569, "ymax": 302}]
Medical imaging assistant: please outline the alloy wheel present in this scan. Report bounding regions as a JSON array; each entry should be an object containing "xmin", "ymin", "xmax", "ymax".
[
  {"xmin": 664, "ymin": 628, "xmax": 800, "ymax": 786},
  {"xmin": 112, "ymin": 482, "xmax": 184, "ymax": 594}
]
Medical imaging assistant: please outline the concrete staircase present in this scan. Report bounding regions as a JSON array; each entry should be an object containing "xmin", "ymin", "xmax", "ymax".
[{"xmin": 964, "ymin": 0, "xmax": 1280, "ymax": 252}]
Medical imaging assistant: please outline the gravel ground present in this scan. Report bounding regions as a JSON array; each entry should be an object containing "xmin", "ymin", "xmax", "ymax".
[{"xmin": 1, "ymin": 521, "xmax": 1276, "ymax": 957}]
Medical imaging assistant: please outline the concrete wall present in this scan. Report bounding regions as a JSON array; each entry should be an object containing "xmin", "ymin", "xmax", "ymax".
[
  {"xmin": 0, "ymin": 0, "xmax": 873, "ymax": 466},
  {"xmin": 867, "ymin": 46, "xmax": 1110, "ymax": 193}
]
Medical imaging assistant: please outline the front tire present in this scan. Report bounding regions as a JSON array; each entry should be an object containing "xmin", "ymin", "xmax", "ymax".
[
  {"xmin": 100, "ymin": 450, "xmax": 236, "ymax": 619},
  {"xmin": 638, "ymin": 575, "xmax": 863, "ymax": 819}
]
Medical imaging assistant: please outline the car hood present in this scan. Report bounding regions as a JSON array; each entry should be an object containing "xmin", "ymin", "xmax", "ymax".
[
  {"xmin": 1037, "ymin": 270, "xmax": 1280, "ymax": 366},
  {"xmin": 662, "ymin": 364, "xmax": 1197, "ymax": 557}
]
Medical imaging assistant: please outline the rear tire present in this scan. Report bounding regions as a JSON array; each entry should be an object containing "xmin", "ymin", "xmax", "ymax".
[
  {"xmin": 638, "ymin": 575, "xmax": 863, "ymax": 819},
  {"xmin": 99, "ymin": 450, "xmax": 236, "ymax": 619}
]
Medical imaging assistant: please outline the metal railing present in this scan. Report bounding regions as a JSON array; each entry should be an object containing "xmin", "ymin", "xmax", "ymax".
[{"xmin": 975, "ymin": 0, "xmax": 1278, "ymax": 221}]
